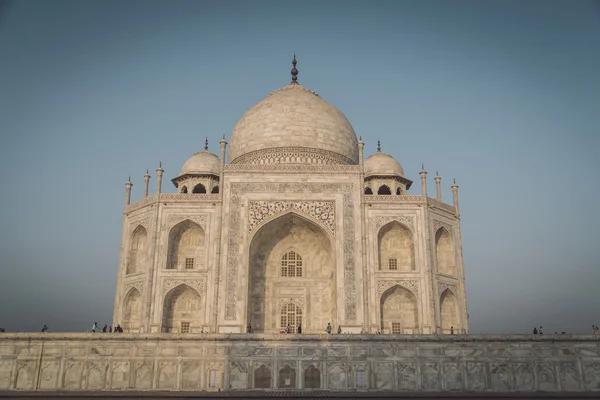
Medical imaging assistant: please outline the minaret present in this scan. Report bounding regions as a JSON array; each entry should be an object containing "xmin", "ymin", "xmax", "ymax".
[
  {"xmin": 219, "ymin": 134, "xmax": 227, "ymax": 183},
  {"xmin": 290, "ymin": 54, "xmax": 299, "ymax": 84},
  {"xmin": 143, "ymin": 169, "xmax": 150, "ymax": 198},
  {"xmin": 435, "ymin": 171, "xmax": 442, "ymax": 200},
  {"xmin": 156, "ymin": 162, "xmax": 164, "ymax": 194},
  {"xmin": 419, "ymin": 164, "xmax": 427, "ymax": 197},
  {"xmin": 357, "ymin": 136, "xmax": 364, "ymax": 166},
  {"xmin": 451, "ymin": 178, "xmax": 460, "ymax": 217},
  {"xmin": 125, "ymin": 176, "xmax": 132, "ymax": 205}
]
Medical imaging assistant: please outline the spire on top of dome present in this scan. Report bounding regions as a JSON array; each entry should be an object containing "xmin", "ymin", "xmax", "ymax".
[
  {"xmin": 291, "ymin": 54, "xmax": 298, "ymax": 84},
  {"xmin": 377, "ymin": 139, "xmax": 381, "ymax": 152},
  {"xmin": 205, "ymin": 137, "xmax": 209, "ymax": 151}
]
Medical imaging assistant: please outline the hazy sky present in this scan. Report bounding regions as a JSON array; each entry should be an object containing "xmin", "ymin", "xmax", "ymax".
[{"xmin": 1, "ymin": 0, "xmax": 599, "ymax": 334}]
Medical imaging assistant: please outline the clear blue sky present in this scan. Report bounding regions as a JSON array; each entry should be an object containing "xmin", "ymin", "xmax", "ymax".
[{"xmin": 1, "ymin": 0, "xmax": 599, "ymax": 333}]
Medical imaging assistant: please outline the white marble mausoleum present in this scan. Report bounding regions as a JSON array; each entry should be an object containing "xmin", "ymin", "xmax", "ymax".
[{"xmin": 113, "ymin": 57, "xmax": 468, "ymax": 336}]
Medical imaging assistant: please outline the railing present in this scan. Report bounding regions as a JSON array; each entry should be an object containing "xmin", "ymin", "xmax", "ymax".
[{"xmin": 125, "ymin": 193, "xmax": 221, "ymax": 213}]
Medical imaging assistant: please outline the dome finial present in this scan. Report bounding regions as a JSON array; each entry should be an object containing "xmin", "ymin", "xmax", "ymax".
[
  {"xmin": 291, "ymin": 53, "xmax": 298, "ymax": 84},
  {"xmin": 205, "ymin": 137, "xmax": 209, "ymax": 151},
  {"xmin": 377, "ymin": 139, "xmax": 381, "ymax": 152}
]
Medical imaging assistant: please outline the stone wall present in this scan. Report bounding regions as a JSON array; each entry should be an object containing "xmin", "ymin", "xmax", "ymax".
[{"xmin": 0, "ymin": 334, "xmax": 599, "ymax": 392}]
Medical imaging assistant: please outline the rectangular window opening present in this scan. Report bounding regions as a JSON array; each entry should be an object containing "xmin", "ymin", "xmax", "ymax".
[
  {"xmin": 391, "ymin": 322, "xmax": 402, "ymax": 334},
  {"xmin": 180, "ymin": 321, "xmax": 190, "ymax": 333},
  {"xmin": 185, "ymin": 258, "xmax": 194, "ymax": 269},
  {"xmin": 209, "ymin": 370, "xmax": 218, "ymax": 387},
  {"xmin": 388, "ymin": 258, "xmax": 398, "ymax": 270}
]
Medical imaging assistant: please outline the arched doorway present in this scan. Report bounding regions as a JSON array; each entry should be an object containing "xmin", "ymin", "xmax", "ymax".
[
  {"xmin": 380, "ymin": 285, "xmax": 419, "ymax": 334},
  {"xmin": 123, "ymin": 288, "xmax": 142, "ymax": 332},
  {"xmin": 435, "ymin": 228, "xmax": 456, "ymax": 276},
  {"xmin": 166, "ymin": 220, "xmax": 205, "ymax": 270},
  {"xmin": 127, "ymin": 225, "xmax": 147, "ymax": 275},
  {"xmin": 377, "ymin": 221, "xmax": 415, "ymax": 271},
  {"xmin": 247, "ymin": 212, "xmax": 335, "ymax": 333}
]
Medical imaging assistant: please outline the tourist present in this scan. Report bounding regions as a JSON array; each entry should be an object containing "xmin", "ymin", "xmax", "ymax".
[
  {"xmin": 326, "ymin": 323, "xmax": 332, "ymax": 334},
  {"xmin": 115, "ymin": 324, "xmax": 122, "ymax": 333},
  {"xmin": 593, "ymin": 325, "xmax": 599, "ymax": 335},
  {"xmin": 91, "ymin": 322, "xmax": 98, "ymax": 333},
  {"xmin": 109, "ymin": 325, "xmax": 112, "ymax": 333},
  {"xmin": 297, "ymin": 324, "xmax": 302, "ymax": 334},
  {"xmin": 41, "ymin": 325, "xmax": 49, "ymax": 333},
  {"xmin": 102, "ymin": 324, "xmax": 107, "ymax": 333},
  {"xmin": 247, "ymin": 324, "xmax": 252, "ymax": 333},
  {"xmin": 533, "ymin": 327, "xmax": 538, "ymax": 334},
  {"xmin": 286, "ymin": 325, "xmax": 291, "ymax": 334},
  {"xmin": 450, "ymin": 326, "xmax": 454, "ymax": 335},
  {"xmin": 337, "ymin": 325, "xmax": 342, "ymax": 334},
  {"xmin": 539, "ymin": 326, "xmax": 543, "ymax": 335}
]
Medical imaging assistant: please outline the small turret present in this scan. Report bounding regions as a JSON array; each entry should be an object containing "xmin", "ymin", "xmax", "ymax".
[
  {"xmin": 143, "ymin": 169, "xmax": 151, "ymax": 198},
  {"xmin": 125, "ymin": 176, "xmax": 133, "ymax": 205},
  {"xmin": 435, "ymin": 171, "xmax": 442, "ymax": 200},
  {"xmin": 451, "ymin": 178, "xmax": 460, "ymax": 217},
  {"xmin": 156, "ymin": 162, "xmax": 164, "ymax": 194},
  {"xmin": 419, "ymin": 164, "xmax": 427, "ymax": 197}
]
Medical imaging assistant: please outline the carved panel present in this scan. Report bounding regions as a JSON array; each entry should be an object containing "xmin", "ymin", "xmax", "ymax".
[
  {"xmin": 433, "ymin": 219, "xmax": 453, "ymax": 235},
  {"xmin": 166, "ymin": 214, "xmax": 208, "ymax": 231},
  {"xmin": 438, "ymin": 282, "xmax": 457, "ymax": 297},
  {"xmin": 377, "ymin": 280, "xmax": 419, "ymax": 297},
  {"xmin": 374, "ymin": 215, "xmax": 415, "ymax": 232},
  {"xmin": 398, "ymin": 363, "xmax": 417, "ymax": 391},
  {"xmin": 226, "ymin": 182, "xmax": 356, "ymax": 321},
  {"xmin": 163, "ymin": 279, "xmax": 206, "ymax": 296},
  {"xmin": 130, "ymin": 217, "xmax": 151, "ymax": 231},
  {"xmin": 124, "ymin": 280, "xmax": 144, "ymax": 296},
  {"xmin": 249, "ymin": 201, "xmax": 335, "ymax": 234}
]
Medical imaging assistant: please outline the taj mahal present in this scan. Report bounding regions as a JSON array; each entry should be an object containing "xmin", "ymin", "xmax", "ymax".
[
  {"xmin": 1, "ymin": 58, "xmax": 598, "ymax": 394},
  {"xmin": 113, "ymin": 56, "xmax": 467, "ymax": 336}
]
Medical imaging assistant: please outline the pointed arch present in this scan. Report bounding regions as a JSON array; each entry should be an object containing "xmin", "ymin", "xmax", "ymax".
[
  {"xmin": 127, "ymin": 225, "xmax": 147, "ymax": 275},
  {"xmin": 211, "ymin": 185, "xmax": 219, "ymax": 194},
  {"xmin": 396, "ymin": 187, "xmax": 402, "ymax": 195},
  {"xmin": 254, "ymin": 365, "xmax": 271, "ymax": 388},
  {"xmin": 440, "ymin": 288, "xmax": 459, "ymax": 334},
  {"xmin": 180, "ymin": 185, "xmax": 188, "ymax": 194},
  {"xmin": 249, "ymin": 208, "xmax": 334, "ymax": 244},
  {"xmin": 192, "ymin": 183, "xmax": 206, "ymax": 193},
  {"xmin": 378, "ymin": 221, "xmax": 415, "ymax": 271},
  {"xmin": 278, "ymin": 365, "xmax": 296, "ymax": 388},
  {"xmin": 162, "ymin": 284, "xmax": 203, "ymax": 333},
  {"xmin": 247, "ymin": 212, "xmax": 335, "ymax": 333},
  {"xmin": 380, "ymin": 285, "xmax": 419, "ymax": 334},
  {"xmin": 378, "ymin": 185, "xmax": 392, "ymax": 195},
  {"xmin": 123, "ymin": 288, "xmax": 142, "ymax": 332},
  {"xmin": 166, "ymin": 219, "xmax": 205, "ymax": 270},
  {"xmin": 435, "ymin": 227, "xmax": 455, "ymax": 276},
  {"xmin": 280, "ymin": 249, "xmax": 303, "ymax": 277},
  {"xmin": 304, "ymin": 365, "xmax": 321, "ymax": 389},
  {"xmin": 364, "ymin": 187, "xmax": 373, "ymax": 195}
]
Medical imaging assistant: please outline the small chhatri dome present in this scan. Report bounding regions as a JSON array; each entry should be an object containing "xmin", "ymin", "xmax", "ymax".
[
  {"xmin": 177, "ymin": 149, "xmax": 220, "ymax": 177},
  {"xmin": 364, "ymin": 141, "xmax": 405, "ymax": 177},
  {"xmin": 228, "ymin": 56, "xmax": 359, "ymax": 165}
]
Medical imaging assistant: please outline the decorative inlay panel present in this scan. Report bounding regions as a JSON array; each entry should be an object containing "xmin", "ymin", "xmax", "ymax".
[
  {"xmin": 131, "ymin": 217, "xmax": 151, "ymax": 231},
  {"xmin": 248, "ymin": 201, "xmax": 335, "ymax": 234},
  {"xmin": 124, "ymin": 281, "xmax": 144, "ymax": 296},
  {"xmin": 377, "ymin": 280, "xmax": 419, "ymax": 297},
  {"xmin": 163, "ymin": 279, "xmax": 206, "ymax": 296},
  {"xmin": 225, "ymin": 182, "xmax": 356, "ymax": 321},
  {"xmin": 438, "ymin": 282, "xmax": 457, "ymax": 297},
  {"xmin": 166, "ymin": 214, "xmax": 208, "ymax": 231},
  {"xmin": 374, "ymin": 215, "xmax": 415, "ymax": 232},
  {"xmin": 224, "ymin": 164, "xmax": 361, "ymax": 172},
  {"xmin": 433, "ymin": 219, "xmax": 453, "ymax": 235},
  {"xmin": 231, "ymin": 147, "xmax": 355, "ymax": 166}
]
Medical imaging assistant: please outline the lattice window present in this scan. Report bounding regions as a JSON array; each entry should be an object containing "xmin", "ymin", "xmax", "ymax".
[
  {"xmin": 185, "ymin": 258, "xmax": 194, "ymax": 269},
  {"xmin": 209, "ymin": 370, "xmax": 218, "ymax": 387},
  {"xmin": 281, "ymin": 251, "xmax": 303, "ymax": 277},
  {"xmin": 280, "ymin": 303, "xmax": 302, "ymax": 329},
  {"xmin": 388, "ymin": 258, "xmax": 398, "ymax": 270},
  {"xmin": 180, "ymin": 321, "xmax": 190, "ymax": 333},
  {"xmin": 391, "ymin": 322, "xmax": 402, "ymax": 334},
  {"xmin": 356, "ymin": 370, "xmax": 367, "ymax": 388}
]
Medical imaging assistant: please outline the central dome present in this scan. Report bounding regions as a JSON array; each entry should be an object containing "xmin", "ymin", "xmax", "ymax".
[{"xmin": 228, "ymin": 82, "xmax": 359, "ymax": 165}]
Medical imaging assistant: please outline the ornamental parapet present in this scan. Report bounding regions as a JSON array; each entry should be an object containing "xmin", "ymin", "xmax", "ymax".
[
  {"xmin": 427, "ymin": 197, "xmax": 457, "ymax": 214},
  {"xmin": 363, "ymin": 195, "xmax": 425, "ymax": 205},
  {"xmin": 125, "ymin": 193, "xmax": 221, "ymax": 213},
  {"xmin": 224, "ymin": 163, "xmax": 361, "ymax": 174}
]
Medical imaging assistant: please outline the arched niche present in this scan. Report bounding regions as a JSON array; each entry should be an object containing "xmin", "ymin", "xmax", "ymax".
[
  {"xmin": 123, "ymin": 288, "xmax": 142, "ymax": 332},
  {"xmin": 162, "ymin": 284, "xmax": 203, "ymax": 333},
  {"xmin": 378, "ymin": 221, "xmax": 415, "ymax": 271},
  {"xmin": 378, "ymin": 185, "xmax": 392, "ymax": 195},
  {"xmin": 127, "ymin": 225, "xmax": 147, "ymax": 275},
  {"xmin": 380, "ymin": 285, "xmax": 419, "ymax": 334},
  {"xmin": 254, "ymin": 365, "xmax": 271, "ymax": 389},
  {"xmin": 166, "ymin": 220, "xmax": 205, "ymax": 270},
  {"xmin": 440, "ymin": 288, "xmax": 459, "ymax": 334},
  {"xmin": 181, "ymin": 185, "xmax": 188, "ymax": 194},
  {"xmin": 364, "ymin": 187, "xmax": 373, "ymax": 195},
  {"xmin": 211, "ymin": 185, "xmax": 219, "ymax": 194},
  {"xmin": 435, "ymin": 227, "xmax": 455, "ymax": 276},
  {"xmin": 247, "ymin": 212, "xmax": 334, "ymax": 333},
  {"xmin": 278, "ymin": 365, "xmax": 296, "ymax": 389},
  {"xmin": 192, "ymin": 183, "xmax": 206, "ymax": 193},
  {"xmin": 304, "ymin": 365, "xmax": 321, "ymax": 389}
]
